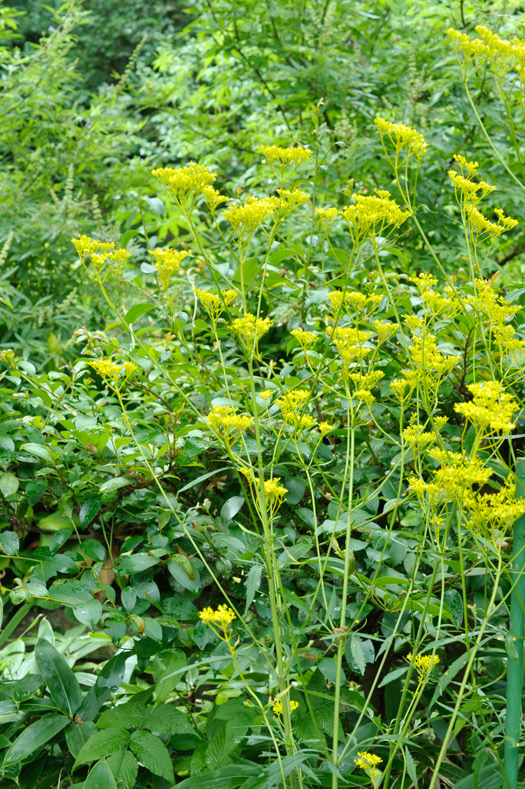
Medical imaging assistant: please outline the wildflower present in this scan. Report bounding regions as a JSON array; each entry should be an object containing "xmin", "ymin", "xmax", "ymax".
[
  {"xmin": 291, "ymin": 328, "xmax": 318, "ymax": 349},
  {"xmin": 329, "ymin": 326, "xmax": 372, "ymax": 366},
  {"xmin": 354, "ymin": 389, "xmax": 375, "ymax": 406},
  {"xmin": 199, "ymin": 605, "xmax": 236, "ymax": 639},
  {"xmin": 342, "ymin": 190, "xmax": 410, "ymax": 240},
  {"xmin": 259, "ymin": 389, "xmax": 274, "ymax": 402},
  {"xmin": 465, "ymin": 204, "xmax": 518, "ymax": 238},
  {"xmin": 468, "ymin": 478, "xmax": 525, "ymax": 540},
  {"xmin": 277, "ymin": 389, "xmax": 316, "ymax": 433},
  {"xmin": 454, "ymin": 380, "xmax": 517, "ymax": 433},
  {"xmin": 72, "ymin": 235, "xmax": 115, "ymax": 258},
  {"xmin": 374, "ymin": 117, "xmax": 428, "ymax": 161},
  {"xmin": 390, "ymin": 377, "xmax": 415, "ymax": 404},
  {"xmin": 409, "ymin": 334, "xmax": 457, "ymax": 382},
  {"xmin": 316, "ymin": 207, "xmax": 340, "ymax": 227},
  {"xmin": 240, "ymin": 469, "xmax": 288, "ymax": 512},
  {"xmin": 257, "ymin": 145, "xmax": 312, "ymax": 169},
  {"xmin": 319, "ymin": 422, "xmax": 335, "ymax": 436},
  {"xmin": 202, "ymin": 185, "xmax": 228, "ymax": 210},
  {"xmin": 223, "ymin": 196, "xmax": 280, "ymax": 237},
  {"xmin": 152, "ymin": 162, "xmax": 217, "ymax": 205},
  {"xmin": 407, "ymin": 652, "xmax": 440, "ymax": 676},
  {"xmin": 232, "ymin": 313, "xmax": 272, "ymax": 354},
  {"xmin": 374, "ymin": 320, "xmax": 398, "ymax": 343},
  {"xmin": 402, "ymin": 423, "xmax": 437, "ymax": 449},
  {"xmin": 206, "ymin": 405, "xmax": 253, "ymax": 444},
  {"xmin": 272, "ymin": 698, "xmax": 300, "ymax": 717},
  {"xmin": 150, "ymin": 248, "xmax": 190, "ymax": 289},
  {"xmin": 354, "ymin": 752, "xmax": 383, "ymax": 786},
  {"xmin": 349, "ymin": 370, "xmax": 384, "ymax": 390},
  {"xmin": 194, "ymin": 288, "xmax": 237, "ymax": 322},
  {"xmin": 277, "ymin": 188, "xmax": 310, "ymax": 209},
  {"xmin": 89, "ymin": 359, "xmax": 137, "ymax": 382}
]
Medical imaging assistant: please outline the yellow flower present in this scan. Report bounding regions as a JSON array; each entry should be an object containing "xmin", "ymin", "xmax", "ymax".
[
  {"xmin": 193, "ymin": 288, "xmax": 237, "ymax": 322},
  {"xmin": 454, "ymin": 380, "xmax": 517, "ymax": 433},
  {"xmin": 199, "ymin": 605, "xmax": 236, "ymax": 633},
  {"xmin": 319, "ymin": 422, "xmax": 335, "ymax": 436},
  {"xmin": 223, "ymin": 196, "xmax": 280, "ymax": 237},
  {"xmin": 277, "ymin": 188, "xmax": 310, "ymax": 209},
  {"xmin": 329, "ymin": 326, "xmax": 372, "ymax": 366},
  {"xmin": 240, "ymin": 469, "xmax": 288, "ymax": 512},
  {"xmin": 206, "ymin": 405, "xmax": 253, "ymax": 444},
  {"xmin": 202, "ymin": 185, "xmax": 228, "ymax": 210},
  {"xmin": 407, "ymin": 652, "xmax": 440, "ymax": 675},
  {"xmin": 150, "ymin": 248, "xmax": 190, "ymax": 289},
  {"xmin": 465, "ymin": 204, "xmax": 517, "ymax": 238},
  {"xmin": 89, "ymin": 359, "xmax": 137, "ymax": 381},
  {"xmin": 152, "ymin": 162, "xmax": 217, "ymax": 204},
  {"xmin": 232, "ymin": 313, "xmax": 272, "ymax": 353},
  {"xmin": 272, "ymin": 698, "xmax": 300, "ymax": 717},
  {"xmin": 291, "ymin": 328, "xmax": 318, "ymax": 349},
  {"xmin": 354, "ymin": 752, "xmax": 383, "ymax": 785},
  {"xmin": 316, "ymin": 207, "xmax": 340, "ymax": 227},
  {"xmin": 277, "ymin": 389, "xmax": 316, "ymax": 433},
  {"xmin": 257, "ymin": 145, "xmax": 312, "ymax": 168},
  {"xmin": 374, "ymin": 117, "xmax": 428, "ymax": 161},
  {"xmin": 72, "ymin": 235, "xmax": 115, "ymax": 258},
  {"xmin": 342, "ymin": 190, "xmax": 410, "ymax": 240}
]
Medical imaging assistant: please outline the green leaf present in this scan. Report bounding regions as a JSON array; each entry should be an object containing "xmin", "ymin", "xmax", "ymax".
[
  {"xmin": 73, "ymin": 599, "xmax": 102, "ymax": 630},
  {"xmin": 124, "ymin": 303, "xmax": 154, "ymax": 325},
  {"xmin": 233, "ymin": 256, "xmax": 259, "ymax": 288},
  {"xmin": 117, "ymin": 553, "xmax": 159, "ymax": 575},
  {"xmin": 168, "ymin": 555, "xmax": 199, "ymax": 591},
  {"xmin": 129, "ymin": 730, "xmax": 174, "ymax": 783},
  {"xmin": 97, "ymin": 702, "xmax": 146, "ymax": 731},
  {"xmin": 0, "ymin": 472, "xmax": 18, "ymax": 497},
  {"xmin": 347, "ymin": 634, "xmax": 366, "ymax": 675},
  {"xmin": 176, "ymin": 765, "xmax": 259, "ymax": 788},
  {"xmin": 245, "ymin": 564, "xmax": 262, "ymax": 612},
  {"xmin": 65, "ymin": 721, "xmax": 97, "ymax": 758},
  {"xmin": 79, "ymin": 497, "xmax": 102, "ymax": 527},
  {"xmin": 49, "ymin": 528, "xmax": 73, "ymax": 553},
  {"xmin": 153, "ymin": 649, "xmax": 187, "ymax": 700},
  {"xmin": 35, "ymin": 638, "xmax": 83, "ymax": 717},
  {"xmin": 20, "ymin": 442, "xmax": 52, "ymax": 460},
  {"xmin": 220, "ymin": 495, "xmax": 244, "ymax": 522},
  {"xmin": 106, "ymin": 750, "xmax": 138, "ymax": 789},
  {"xmin": 81, "ymin": 539, "xmax": 106, "ymax": 563},
  {"xmin": 0, "ymin": 530, "xmax": 19, "ymax": 555},
  {"xmin": 76, "ymin": 653, "xmax": 128, "ymax": 722},
  {"xmin": 84, "ymin": 760, "xmax": 118, "ymax": 788},
  {"xmin": 146, "ymin": 705, "xmax": 195, "ymax": 735},
  {"xmin": 74, "ymin": 727, "xmax": 130, "ymax": 766},
  {"xmin": 4, "ymin": 713, "xmax": 69, "ymax": 765},
  {"xmin": 99, "ymin": 476, "xmax": 132, "ymax": 493}
]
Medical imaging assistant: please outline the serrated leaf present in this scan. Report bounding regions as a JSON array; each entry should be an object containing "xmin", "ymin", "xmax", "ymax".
[
  {"xmin": 97, "ymin": 701, "xmax": 146, "ymax": 731},
  {"xmin": 107, "ymin": 750, "xmax": 138, "ymax": 789},
  {"xmin": 74, "ymin": 727, "xmax": 130, "ymax": 766},
  {"xmin": 146, "ymin": 705, "xmax": 195, "ymax": 735},
  {"xmin": 129, "ymin": 730, "xmax": 174, "ymax": 783},
  {"xmin": 35, "ymin": 639, "xmax": 83, "ymax": 717}
]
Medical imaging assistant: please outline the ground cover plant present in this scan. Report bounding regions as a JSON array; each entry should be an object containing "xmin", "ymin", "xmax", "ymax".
[{"xmin": 3, "ymin": 1, "xmax": 525, "ymax": 788}]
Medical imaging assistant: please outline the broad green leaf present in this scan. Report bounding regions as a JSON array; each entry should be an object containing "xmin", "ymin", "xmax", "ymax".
[
  {"xmin": 35, "ymin": 638, "xmax": 82, "ymax": 717},
  {"xmin": 0, "ymin": 530, "xmax": 19, "ymax": 555},
  {"xmin": 107, "ymin": 750, "xmax": 138, "ymax": 789},
  {"xmin": 49, "ymin": 528, "xmax": 73, "ymax": 553},
  {"xmin": 117, "ymin": 553, "xmax": 159, "ymax": 575},
  {"xmin": 176, "ymin": 764, "xmax": 259, "ymax": 788},
  {"xmin": 73, "ymin": 599, "xmax": 102, "ymax": 630},
  {"xmin": 0, "ymin": 472, "xmax": 18, "ymax": 497},
  {"xmin": 97, "ymin": 702, "xmax": 146, "ymax": 731},
  {"xmin": 76, "ymin": 653, "xmax": 127, "ymax": 722},
  {"xmin": 74, "ymin": 727, "xmax": 130, "ymax": 766},
  {"xmin": 99, "ymin": 476, "xmax": 132, "ymax": 493},
  {"xmin": 220, "ymin": 495, "xmax": 244, "ymax": 522},
  {"xmin": 123, "ymin": 303, "xmax": 154, "ymax": 325},
  {"xmin": 245, "ymin": 564, "xmax": 262, "ymax": 612},
  {"xmin": 146, "ymin": 705, "xmax": 195, "ymax": 735},
  {"xmin": 168, "ymin": 555, "xmax": 199, "ymax": 590},
  {"xmin": 4, "ymin": 713, "xmax": 69, "ymax": 765},
  {"xmin": 84, "ymin": 760, "xmax": 118, "ymax": 788},
  {"xmin": 79, "ymin": 497, "xmax": 102, "ymax": 527},
  {"xmin": 129, "ymin": 729, "xmax": 174, "ymax": 783},
  {"xmin": 65, "ymin": 721, "xmax": 97, "ymax": 758},
  {"xmin": 20, "ymin": 443, "xmax": 52, "ymax": 460}
]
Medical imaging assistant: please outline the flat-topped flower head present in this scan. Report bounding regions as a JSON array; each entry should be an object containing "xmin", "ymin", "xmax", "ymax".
[
  {"xmin": 354, "ymin": 752, "xmax": 383, "ymax": 785},
  {"xmin": 272, "ymin": 698, "xmax": 300, "ymax": 717},
  {"xmin": 193, "ymin": 288, "xmax": 237, "ymax": 323},
  {"xmin": 291, "ymin": 328, "xmax": 318, "ymax": 350},
  {"xmin": 277, "ymin": 188, "xmax": 310, "ymax": 209},
  {"xmin": 277, "ymin": 389, "xmax": 316, "ymax": 433},
  {"xmin": 316, "ymin": 207, "xmax": 340, "ymax": 228},
  {"xmin": 257, "ymin": 144, "xmax": 312, "ymax": 169},
  {"xmin": 342, "ymin": 190, "xmax": 410, "ymax": 240},
  {"xmin": 152, "ymin": 162, "xmax": 217, "ymax": 204},
  {"xmin": 374, "ymin": 117, "xmax": 428, "ymax": 161},
  {"xmin": 150, "ymin": 248, "xmax": 190, "ymax": 289},
  {"xmin": 223, "ymin": 196, "xmax": 280, "ymax": 237},
  {"xmin": 232, "ymin": 313, "xmax": 272, "ymax": 354},
  {"xmin": 240, "ymin": 469, "xmax": 288, "ymax": 512},
  {"xmin": 407, "ymin": 652, "xmax": 440, "ymax": 676},
  {"xmin": 206, "ymin": 404, "xmax": 253, "ymax": 444},
  {"xmin": 72, "ymin": 235, "xmax": 115, "ymax": 258},
  {"xmin": 199, "ymin": 605, "xmax": 236, "ymax": 637},
  {"xmin": 454, "ymin": 380, "xmax": 517, "ymax": 433},
  {"xmin": 89, "ymin": 359, "xmax": 137, "ymax": 382}
]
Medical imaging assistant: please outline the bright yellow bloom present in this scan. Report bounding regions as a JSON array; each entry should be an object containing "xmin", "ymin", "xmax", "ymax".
[
  {"xmin": 354, "ymin": 752, "xmax": 383, "ymax": 785},
  {"xmin": 232, "ymin": 313, "xmax": 272, "ymax": 353},
  {"xmin": 448, "ymin": 169, "xmax": 496, "ymax": 203},
  {"xmin": 329, "ymin": 326, "xmax": 372, "ymax": 366},
  {"xmin": 150, "ymin": 248, "xmax": 189, "ymax": 289},
  {"xmin": 193, "ymin": 288, "xmax": 237, "ymax": 322},
  {"xmin": 277, "ymin": 389, "xmax": 316, "ymax": 433},
  {"xmin": 374, "ymin": 117, "xmax": 428, "ymax": 161},
  {"xmin": 277, "ymin": 188, "xmax": 310, "ymax": 208},
  {"xmin": 89, "ymin": 359, "xmax": 137, "ymax": 381},
  {"xmin": 272, "ymin": 698, "xmax": 300, "ymax": 717},
  {"xmin": 152, "ymin": 162, "xmax": 217, "ymax": 203},
  {"xmin": 202, "ymin": 185, "xmax": 228, "ymax": 210},
  {"xmin": 291, "ymin": 329, "xmax": 318, "ymax": 349},
  {"xmin": 316, "ymin": 207, "xmax": 340, "ymax": 227},
  {"xmin": 72, "ymin": 235, "xmax": 115, "ymax": 258},
  {"xmin": 240, "ymin": 469, "xmax": 288, "ymax": 511},
  {"xmin": 465, "ymin": 204, "xmax": 518, "ymax": 238},
  {"xmin": 199, "ymin": 604, "xmax": 236, "ymax": 629},
  {"xmin": 454, "ymin": 380, "xmax": 517, "ymax": 433},
  {"xmin": 257, "ymin": 145, "xmax": 312, "ymax": 168},
  {"xmin": 342, "ymin": 190, "xmax": 410, "ymax": 239},
  {"xmin": 319, "ymin": 422, "xmax": 335, "ymax": 436},
  {"xmin": 407, "ymin": 652, "xmax": 440, "ymax": 675},
  {"xmin": 206, "ymin": 405, "xmax": 253, "ymax": 443},
  {"xmin": 223, "ymin": 196, "xmax": 280, "ymax": 237}
]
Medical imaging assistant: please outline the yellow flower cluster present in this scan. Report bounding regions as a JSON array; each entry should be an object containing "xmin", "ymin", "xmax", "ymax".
[
  {"xmin": 374, "ymin": 320, "xmax": 398, "ymax": 343},
  {"xmin": 223, "ymin": 196, "xmax": 280, "ymax": 237},
  {"xmin": 342, "ymin": 190, "xmax": 410, "ymax": 240},
  {"xmin": 194, "ymin": 287, "xmax": 237, "ymax": 322},
  {"xmin": 465, "ymin": 204, "xmax": 518, "ymax": 239},
  {"xmin": 448, "ymin": 170, "xmax": 496, "ymax": 204},
  {"xmin": 454, "ymin": 380, "xmax": 517, "ymax": 433},
  {"xmin": 349, "ymin": 370, "xmax": 384, "ymax": 390},
  {"xmin": 277, "ymin": 188, "xmax": 310, "ymax": 209},
  {"xmin": 199, "ymin": 604, "xmax": 236, "ymax": 630},
  {"xmin": 354, "ymin": 752, "xmax": 382, "ymax": 784},
  {"xmin": 409, "ymin": 450, "xmax": 493, "ymax": 509},
  {"xmin": 291, "ymin": 328, "xmax": 318, "ymax": 349},
  {"xmin": 150, "ymin": 248, "xmax": 189, "ymax": 289},
  {"xmin": 390, "ymin": 377, "xmax": 416, "ymax": 405},
  {"xmin": 151, "ymin": 162, "xmax": 217, "ymax": 204},
  {"xmin": 402, "ymin": 423, "xmax": 438, "ymax": 450},
  {"xmin": 72, "ymin": 236, "xmax": 130, "ymax": 273},
  {"xmin": 202, "ymin": 185, "xmax": 228, "ymax": 210},
  {"xmin": 277, "ymin": 389, "xmax": 316, "ymax": 433},
  {"xmin": 316, "ymin": 207, "xmax": 340, "ymax": 227},
  {"xmin": 206, "ymin": 405, "xmax": 253, "ymax": 444},
  {"xmin": 89, "ymin": 359, "xmax": 137, "ymax": 380},
  {"xmin": 447, "ymin": 25, "xmax": 525, "ymax": 78},
  {"xmin": 409, "ymin": 334, "xmax": 457, "ymax": 383},
  {"xmin": 232, "ymin": 313, "xmax": 272, "ymax": 353},
  {"xmin": 319, "ymin": 422, "xmax": 335, "ymax": 436},
  {"xmin": 328, "ymin": 290, "xmax": 381, "ymax": 316},
  {"xmin": 374, "ymin": 117, "xmax": 428, "ymax": 161},
  {"xmin": 329, "ymin": 326, "xmax": 372, "ymax": 366},
  {"xmin": 257, "ymin": 145, "xmax": 312, "ymax": 168},
  {"xmin": 468, "ymin": 479, "xmax": 525, "ymax": 539},
  {"xmin": 466, "ymin": 280, "xmax": 525, "ymax": 362},
  {"xmin": 407, "ymin": 652, "xmax": 440, "ymax": 675},
  {"xmin": 272, "ymin": 698, "xmax": 300, "ymax": 717},
  {"xmin": 240, "ymin": 469, "xmax": 288, "ymax": 511}
]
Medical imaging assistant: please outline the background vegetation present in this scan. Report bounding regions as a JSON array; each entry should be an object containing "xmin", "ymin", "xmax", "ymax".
[{"xmin": 2, "ymin": 0, "xmax": 525, "ymax": 786}]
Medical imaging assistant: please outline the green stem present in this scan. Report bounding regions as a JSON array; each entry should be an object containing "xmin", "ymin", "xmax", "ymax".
[{"xmin": 503, "ymin": 459, "xmax": 525, "ymax": 788}]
